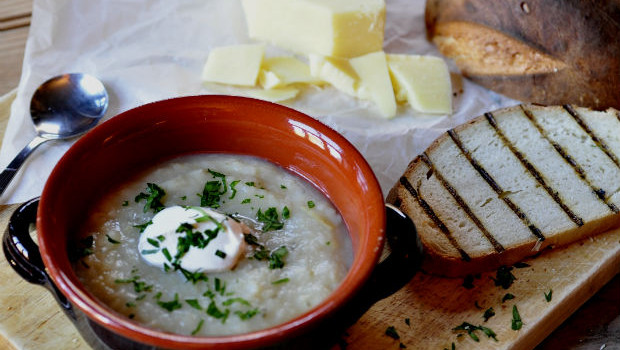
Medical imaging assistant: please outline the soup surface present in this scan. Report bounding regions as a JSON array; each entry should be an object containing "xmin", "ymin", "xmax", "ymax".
[{"xmin": 73, "ymin": 154, "xmax": 352, "ymax": 336}]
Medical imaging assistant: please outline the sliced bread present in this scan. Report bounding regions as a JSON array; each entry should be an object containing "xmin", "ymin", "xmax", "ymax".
[{"xmin": 387, "ymin": 104, "xmax": 620, "ymax": 276}]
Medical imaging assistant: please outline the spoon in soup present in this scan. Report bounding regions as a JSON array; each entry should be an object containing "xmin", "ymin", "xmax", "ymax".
[{"xmin": 0, "ymin": 73, "xmax": 109, "ymax": 197}]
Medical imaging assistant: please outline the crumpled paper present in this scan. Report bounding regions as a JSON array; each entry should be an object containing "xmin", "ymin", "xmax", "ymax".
[{"xmin": 0, "ymin": 0, "xmax": 518, "ymax": 204}]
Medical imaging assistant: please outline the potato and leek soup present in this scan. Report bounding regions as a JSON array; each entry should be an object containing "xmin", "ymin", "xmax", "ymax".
[{"xmin": 72, "ymin": 154, "xmax": 352, "ymax": 336}]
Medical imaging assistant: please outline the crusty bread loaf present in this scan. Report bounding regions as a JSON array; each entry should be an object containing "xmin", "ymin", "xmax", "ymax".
[
  {"xmin": 424, "ymin": 0, "xmax": 620, "ymax": 109},
  {"xmin": 387, "ymin": 104, "xmax": 620, "ymax": 276}
]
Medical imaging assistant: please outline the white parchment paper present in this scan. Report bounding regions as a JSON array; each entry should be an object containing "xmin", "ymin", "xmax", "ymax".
[{"xmin": 0, "ymin": 0, "xmax": 519, "ymax": 204}]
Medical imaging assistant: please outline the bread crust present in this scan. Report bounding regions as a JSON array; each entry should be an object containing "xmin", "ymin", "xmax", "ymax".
[
  {"xmin": 425, "ymin": 0, "xmax": 620, "ymax": 109},
  {"xmin": 388, "ymin": 104, "xmax": 620, "ymax": 276}
]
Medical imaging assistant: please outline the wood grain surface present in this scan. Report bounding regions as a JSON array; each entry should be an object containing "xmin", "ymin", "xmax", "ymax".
[{"xmin": 0, "ymin": 1, "xmax": 619, "ymax": 349}]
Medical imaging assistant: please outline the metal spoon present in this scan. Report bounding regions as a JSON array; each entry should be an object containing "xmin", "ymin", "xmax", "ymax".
[{"xmin": 0, "ymin": 73, "xmax": 109, "ymax": 197}]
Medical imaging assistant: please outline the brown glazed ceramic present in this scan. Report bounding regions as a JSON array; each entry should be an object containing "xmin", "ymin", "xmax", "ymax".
[{"xmin": 34, "ymin": 95, "xmax": 387, "ymax": 349}]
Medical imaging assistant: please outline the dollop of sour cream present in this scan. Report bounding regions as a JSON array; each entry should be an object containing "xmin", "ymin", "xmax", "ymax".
[{"xmin": 138, "ymin": 206, "xmax": 247, "ymax": 273}]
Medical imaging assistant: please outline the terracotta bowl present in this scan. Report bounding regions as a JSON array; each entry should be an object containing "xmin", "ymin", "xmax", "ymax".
[{"xmin": 2, "ymin": 96, "xmax": 420, "ymax": 349}]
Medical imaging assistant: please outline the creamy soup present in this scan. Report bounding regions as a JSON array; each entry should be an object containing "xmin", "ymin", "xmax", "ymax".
[{"xmin": 73, "ymin": 154, "xmax": 352, "ymax": 336}]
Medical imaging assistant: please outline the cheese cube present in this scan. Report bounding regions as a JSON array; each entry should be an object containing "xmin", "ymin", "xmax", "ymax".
[
  {"xmin": 242, "ymin": 0, "xmax": 385, "ymax": 58},
  {"xmin": 350, "ymin": 51, "xmax": 396, "ymax": 118},
  {"xmin": 308, "ymin": 54, "xmax": 358, "ymax": 96},
  {"xmin": 202, "ymin": 44, "xmax": 265, "ymax": 86},
  {"xmin": 387, "ymin": 54, "xmax": 452, "ymax": 114},
  {"xmin": 259, "ymin": 56, "xmax": 322, "ymax": 89}
]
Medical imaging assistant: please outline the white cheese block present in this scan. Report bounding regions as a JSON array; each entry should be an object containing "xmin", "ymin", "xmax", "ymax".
[
  {"xmin": 350, "ymin": 51, "xmax": 397, "ymax": 118},
  {"xmin": 242, "ymin": 0, "xmax": 386, "ymax": 58},
  {"xmin": 259, "ymin": 56, "xmax": 322, "ymax": 89},
  {"xmin": 387, "ymin": 54, "xmax": 453, "ymax": 114},
  {"xmin": 202, "ymin": 44, "xmax": 265, "ymax": 86},
  {"xmin": 308, "ymin": 54, "xmax": 359, "ymax": 96}
]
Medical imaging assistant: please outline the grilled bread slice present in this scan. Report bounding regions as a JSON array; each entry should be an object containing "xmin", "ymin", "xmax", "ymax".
[{"xmin": 387, "ymin": 104, "xmax": 620, "ymax": 276}]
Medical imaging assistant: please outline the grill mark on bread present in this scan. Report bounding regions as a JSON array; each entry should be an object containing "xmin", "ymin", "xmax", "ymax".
[
  {"xmin": 420, "ymin": 152, "xmax": 505, "ymax": 253},
  {"xmin": 484, "ymin": 112, "xmax": 585, "ymax": 227},
  {"xmin": 564, "ymin": 104, "xmax": 620, "ymax": 169},
  {"xmin": 521, "ymin": 106, "xmax": 620, "ymax": 214},
  {"xmin": 398, "ymin": 175, "xmax": 471, "ymax": 261},
  {"xmin": 447, "ymin": 129, "xmax": 546, "ymax": 241}
]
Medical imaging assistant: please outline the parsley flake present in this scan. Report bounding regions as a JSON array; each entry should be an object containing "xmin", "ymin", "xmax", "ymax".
[
  {"xmin": 135, "ymin": 183, "xmax": 166, "ymax": 213},
  {"xmin": 544, "ymin": 289, "xmax": 553, "ymax": 302},
  {"xmin": 385, "ymin": 326, "xmax": 400, "ymax": 340},
  {"xmin": 257, "ymin": 207, "xmax": 284, "ymax": 231},
  {"xmin": 511, "ymin": 305, "xmax": 523, "ymax": 330}
]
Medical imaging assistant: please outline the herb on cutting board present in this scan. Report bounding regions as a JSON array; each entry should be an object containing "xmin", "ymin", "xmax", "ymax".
[{"xmin": 511, "ymin": 305, "xmax": 523, "ymax": 330}]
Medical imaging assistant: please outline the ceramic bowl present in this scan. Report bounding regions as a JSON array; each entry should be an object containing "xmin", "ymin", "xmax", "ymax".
[{"xmin": 3, "ymin": 96, "xmax": 420, "ymax": 349}]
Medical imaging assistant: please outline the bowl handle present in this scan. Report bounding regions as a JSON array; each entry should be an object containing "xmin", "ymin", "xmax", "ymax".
[
  {"xmin": 363, "ymin": 203, "xmax": 423, "ymax": 301},
  {"xmin": 331, "ymin": 204, "xmax": 422, "ymax": 326},
  {"xmin": 2, "ymin": 198, "xmax": 75, "ymax": 318}
]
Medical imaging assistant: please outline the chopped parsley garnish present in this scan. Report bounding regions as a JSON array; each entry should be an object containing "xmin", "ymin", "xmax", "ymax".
[
  {"xmin": 199, "ymin": 170, "xmax": 229, "ymax": 208},
  {"xmin": 405, "ymin": 318, "xmax": 411, "ymax": 326},
  {"xmin": 185, "ymin": 299, "xmax": 203, "ymax": 310},
  {"xmin": 133, "ymin": 220, "xmax": 153, "ymax": 233},
  {"xmin": 147, "ymin": 237, "xmax": 160, "ymax": 248},
  {"xmin": 245, "ymin": 182, "xmax": 255, "ymax": 187},
  {"xmin": 492, "ymin": 266, "xmax": 516, "ymax": 289},
  {"xmin": 215, "ymin": 250, "xmax": 227, "ymax": 259},
  {"xmin": 178, "ymin": 267, "xmax": 208, "ymax": 284},
  {"xmin": 452, "ymin": 322, "xmax": 497, "ymax": 342},
  {"xmin": 214, "ymin": 278, "xmax": 226, "ymax": 295},
  {"xmin": 115, "ymin": 275, "xmax": 153, "ymax": 293},
  {"xmin": 223, "ymin": 298, "xmax": 251, "ymax": 306},
  {"xmin": 307, "ymin": 201, "xmax": 315, "ymax": 208},
  {"xmin": 180, "ymin": 195, "xmax": 187, "ymax": 201},
  {"xmin": 122, "ymin": 200, "xmax": 129, "ymax": 206},
  {"xmin": 244, "ymin": 233, "xmax": 262, "ymax": 247},
  {"xmin": 206, "ymin": 301, "xmax": 229, "ymax": 323},
  {"xmin": 235, "ymin": 308, "xmax": 259, "ymax": 320},
  {"xmin": 257, "ymin": 207, "xmax": 284, "ymax": 231},
  {"xmin": 241, "ymin": 198, "xmax": 251, "ymax": 204},
  {"xmin": 502, "ymin": 293, "xmax": 515, "ymax": 302},
  {"xmin": 191, "ymin": 319, "xmax": 204, "ymax": 335},
  {"xmin": 282, "ymin": 206, "xmax": 290, "ymax": 219},
  {"xmin": 135, "ymin": 183, "xmax": 166, "ymax": 213},
  {"xmin": 268, "ymin": 246, "xmax": 288, "ymax": 269},
  {"xmin": 272, "ymin": 278, "xmax": 290, "ymax": 285},
  {"xmin": 544, "ymin": 289, "xmax": 553, "ymax": 302},
  {"xmin": 162, "ymin": 248, "xmax": 172, "ymax": 261},
  {"xmin": 156, "ymin": 293, "xmax": 183, "ymax": 312},
  {"xmin": 280, "ymin": 184, "xmax": 287, "ymax": 189},
  {"xmin": 511, "ymin": 305, "xmax": 523, "ymax": 330},
  {"xmin": 385, "ymin": 326, "xmax": 400, "ymax": 340},
  {"xmin": 105, "ymin": 234, "xmax": 120, "ymax": 244},
  {"xmin": 141, "ymin": 249, "xmax": 159, "ymax": 255},
  {"xmin": 483, "ymin": 307, "xmax": 495, "ymax": 322},
  {"xmin": 253, "ymin": 246, "xmax": 270, "ymax": 261},
  {"xmin": 229, "ymin": 180, "xmax": 241, "ymax": 199}
]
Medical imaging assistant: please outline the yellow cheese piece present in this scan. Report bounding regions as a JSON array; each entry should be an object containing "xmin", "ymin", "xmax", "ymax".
[
  {"xmin": 350, "ymin": 51, "xmax": 397, "ymax": 118},
  {"xmin": 202, "ymin": 44, "xmax": 265, "ymax": 86},
  {"xmin": 308, "ymin": 54, "xmax": 359, "ymax": 96},
  {"xmin": 259, "ymin": 56, "xmax": 322, "ymax": 89},
  {"xmin": 242, "ymin": 87, "xmax": 300, "ymax": 102},
  {"xmin": 242, "ymin": 0, "xmax": 385, "ymax": 58},
  {"xmin": 387, "ymin": 54, "xmax": 453, "ymax": 114}
]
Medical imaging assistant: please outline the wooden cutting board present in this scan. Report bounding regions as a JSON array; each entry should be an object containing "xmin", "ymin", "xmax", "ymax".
[{"xmin": 1, "ymin": 199, "xmax": 619, "ymax": 350}]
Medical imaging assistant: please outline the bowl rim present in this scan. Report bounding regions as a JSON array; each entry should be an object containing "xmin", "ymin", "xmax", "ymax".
[{"xmin": 37, "ymin": 95, "xmax": 386, "ymax": 349}]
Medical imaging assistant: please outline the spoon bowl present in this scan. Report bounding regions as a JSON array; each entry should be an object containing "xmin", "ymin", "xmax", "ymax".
[{"xmin": 0, "ymin": 73, "xmax": 108, "ymax": 198}]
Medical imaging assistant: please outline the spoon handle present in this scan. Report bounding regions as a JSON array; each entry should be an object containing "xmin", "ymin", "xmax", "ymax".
[{"xmin": 0, "ymin": 136, "xmax": 49, "ymax": 198}]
